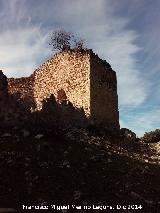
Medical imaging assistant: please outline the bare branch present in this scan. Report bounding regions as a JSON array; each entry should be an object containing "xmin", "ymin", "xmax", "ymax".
[{"xmin": 49, "ymin": 29, "xmax": 85, "ymax": 52}]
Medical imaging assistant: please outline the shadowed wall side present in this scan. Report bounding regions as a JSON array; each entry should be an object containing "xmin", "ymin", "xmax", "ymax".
[
  {"xmin": 90, "ymin": 53, "xmax": 119, "ymax": 129},
  {"xmin": 7, "ymin": 75, "xmax": 35, "ymax": 110}
]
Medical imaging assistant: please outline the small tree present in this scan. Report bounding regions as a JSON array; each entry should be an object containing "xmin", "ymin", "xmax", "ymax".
[
  {"xmin": 49, "ymin": 29, "xmax": 85, "ymax": 52},
  {"xmin": 49, "ymin": 30, "xmax": 73, "ymax": 51},
  {"xmin": 74, "ymin": 38, "xmax": 85, "ymax": 50},
  {"xmin": 142, "ymin": 129, "xmax": 160, "ymax": 143}
]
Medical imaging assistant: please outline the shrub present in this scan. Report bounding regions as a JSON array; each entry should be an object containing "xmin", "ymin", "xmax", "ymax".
[
  {"xmin": 49, "ymin": 29, "xmax": 85, "ymax": 52},
  {"xmin": 142, "ymin": 129, "xmax": 160, "ymax": 143}
]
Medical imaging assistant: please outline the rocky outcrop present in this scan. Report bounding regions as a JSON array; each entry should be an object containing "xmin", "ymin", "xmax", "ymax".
[
  {"xmin": 120, "ymin": 128, "xmax": 136, "ymax": 139},
  {"xmin": 0, "ymin": 70, "xmax": 8, "ymax": 100}
]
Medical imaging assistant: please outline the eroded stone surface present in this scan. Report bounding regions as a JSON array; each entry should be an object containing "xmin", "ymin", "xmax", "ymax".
[{"xmin": 4, "ymin": 49, "xmax": 119, "ymax": 129}]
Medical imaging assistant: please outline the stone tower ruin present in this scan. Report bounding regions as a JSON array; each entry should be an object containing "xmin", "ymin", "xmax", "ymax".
[{"xmin": 7, "ymin": 49, "xmax": 119, "ymax": 129}]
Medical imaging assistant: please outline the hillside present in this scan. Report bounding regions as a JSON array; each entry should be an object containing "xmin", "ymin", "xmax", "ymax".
[
  {"xmin": 0, "ymin": 54, "xmax": 160, "ymax": 212},
  {"xmin": 0, "ymin": 124, "xmax": 160, "ymax": 212}
]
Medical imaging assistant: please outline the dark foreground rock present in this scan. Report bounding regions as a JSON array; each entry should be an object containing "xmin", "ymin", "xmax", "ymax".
[{"xmin": 0, "ymin": 126, "xmax": 160, "ymax": 213}]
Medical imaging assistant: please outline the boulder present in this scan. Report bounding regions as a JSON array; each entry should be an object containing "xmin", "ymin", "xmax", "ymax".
[{"xmin": 120, "ymin": 128, "xmax": 136, "ymax": 140}]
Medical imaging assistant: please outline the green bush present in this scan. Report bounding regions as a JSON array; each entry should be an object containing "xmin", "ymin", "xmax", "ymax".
[{"xmin": 142, "ymin": 129, "xmax": 160, "ymax": 143}]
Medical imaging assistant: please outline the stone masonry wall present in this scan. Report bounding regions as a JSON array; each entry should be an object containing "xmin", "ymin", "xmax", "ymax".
[
  {"xmin": 7, "ymin": 76, "xmax": 35, "ymax": 109},
  {"xmin": 90, "ymin": 53, "xmax": 119, "ymax": 128},
  {"xmin": 33, "ymin": 50, "xmax": 90, "ymax": 114},
  {"xmin": 0, "ymin": 71, "xmax": 30, "ymax": 125},
  {"xmin": 2, "ymin": 49, "xmax": 119, "ymax": 129}
]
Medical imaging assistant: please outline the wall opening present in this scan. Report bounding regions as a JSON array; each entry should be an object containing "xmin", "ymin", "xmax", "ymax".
[{"xmin": 57, "ymin": 89, "xmax": 67, "ymax": 102}]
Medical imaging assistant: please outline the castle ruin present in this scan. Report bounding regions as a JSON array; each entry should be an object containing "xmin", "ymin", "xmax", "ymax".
[{"xmin": 6, "ymin": 49, "xmax": 119, "ymax": 129}]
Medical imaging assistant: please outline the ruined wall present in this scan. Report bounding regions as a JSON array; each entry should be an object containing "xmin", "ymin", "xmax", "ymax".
[
  {"xmin": 1, "ymin": 49, "xmax": 119, "ymax": 129},
  {"xmin": 33, "ymin": 50, "xmax": 90, "ymax": 114},
  {"xmin": 33, "ymin": 50, "xmax": 119, "ymax": 128},
  {"xmin": 7, "ymin": 75, "xmax": 35, "ymax": 109},
  {"xmin": 0, "ymin": 71, "xmax": 30, "ymax": 125},
  {"xmin": 90, "ymin": 53, "xmax": 119, "ymax": 128}
]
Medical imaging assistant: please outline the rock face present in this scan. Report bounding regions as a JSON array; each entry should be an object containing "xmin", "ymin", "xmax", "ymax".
[
  {"xmin": 120, "ymin": 128, "xmax": 136, "ymax": 139},
  {"xmin": 0, "ymin": 70, "xmax": 8, "ymax": 100},
  {"xmin": 0, "ymin": 71, "xmax": 29, "ymax": 125},
  {"xmin": 4, "ymin": 49, "xmax": 119, "ymax": 129},
  {"xmin": 0, "ymin": 70, "xmax": 9, "ymax": 120}
]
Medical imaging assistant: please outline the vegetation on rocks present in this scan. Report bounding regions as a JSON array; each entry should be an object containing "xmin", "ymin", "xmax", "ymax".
[
  {"xmin": 141, "ymin": 129, "xmax": 160, "ymax": 143},
  {"xmin": 0, "ymin": 123, "xmax": 160, "ymax": 212},
  {"xmin": 49, "ymin": 29, "xmax": 85, "ymax": 52}
]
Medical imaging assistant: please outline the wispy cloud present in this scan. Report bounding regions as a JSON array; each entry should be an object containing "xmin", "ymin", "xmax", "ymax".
[
  {"xmin": 0, "ymin": 27, "xmax": 50, "ymax": 77},
  {"xmin": 45, "ymin": 0, "xmax": 149, "ymax": 107},
  {"xmin": 120, "ymin": 107, "xmax": 160, "ymax": 137}
]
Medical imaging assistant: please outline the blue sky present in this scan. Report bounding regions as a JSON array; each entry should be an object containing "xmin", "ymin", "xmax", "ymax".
[{"xmin": 0, "ymin": 0, "xmax": 160, "ymax": 136}]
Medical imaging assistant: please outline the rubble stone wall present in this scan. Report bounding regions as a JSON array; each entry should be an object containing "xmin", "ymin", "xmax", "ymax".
[
  {"xmin": 1, "ymin": 49, "xmax": 119, "ymax": 129},
  {"xmin": 33, "ymin": 50, "xmax": 90, "ymax": 114},
  {"xmin": 7, "ymin": 76, "xmax": 35, "ymax": 109},
  {"xmin": 90, "ymin": 53, "xmax": 119, "ymax": 128}
]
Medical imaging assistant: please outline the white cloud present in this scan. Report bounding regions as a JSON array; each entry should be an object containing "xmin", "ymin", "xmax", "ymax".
[
  {"xmin": 120, "ymin": 108, "xmax": 160, "ymax": 137},
  {"xmin": 0, "ymin": 0, "xmax": 52, "ymax": 77},
  {"xmin": 0, "ymin": 26, "xmax": 51, "ymax": 77}
]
